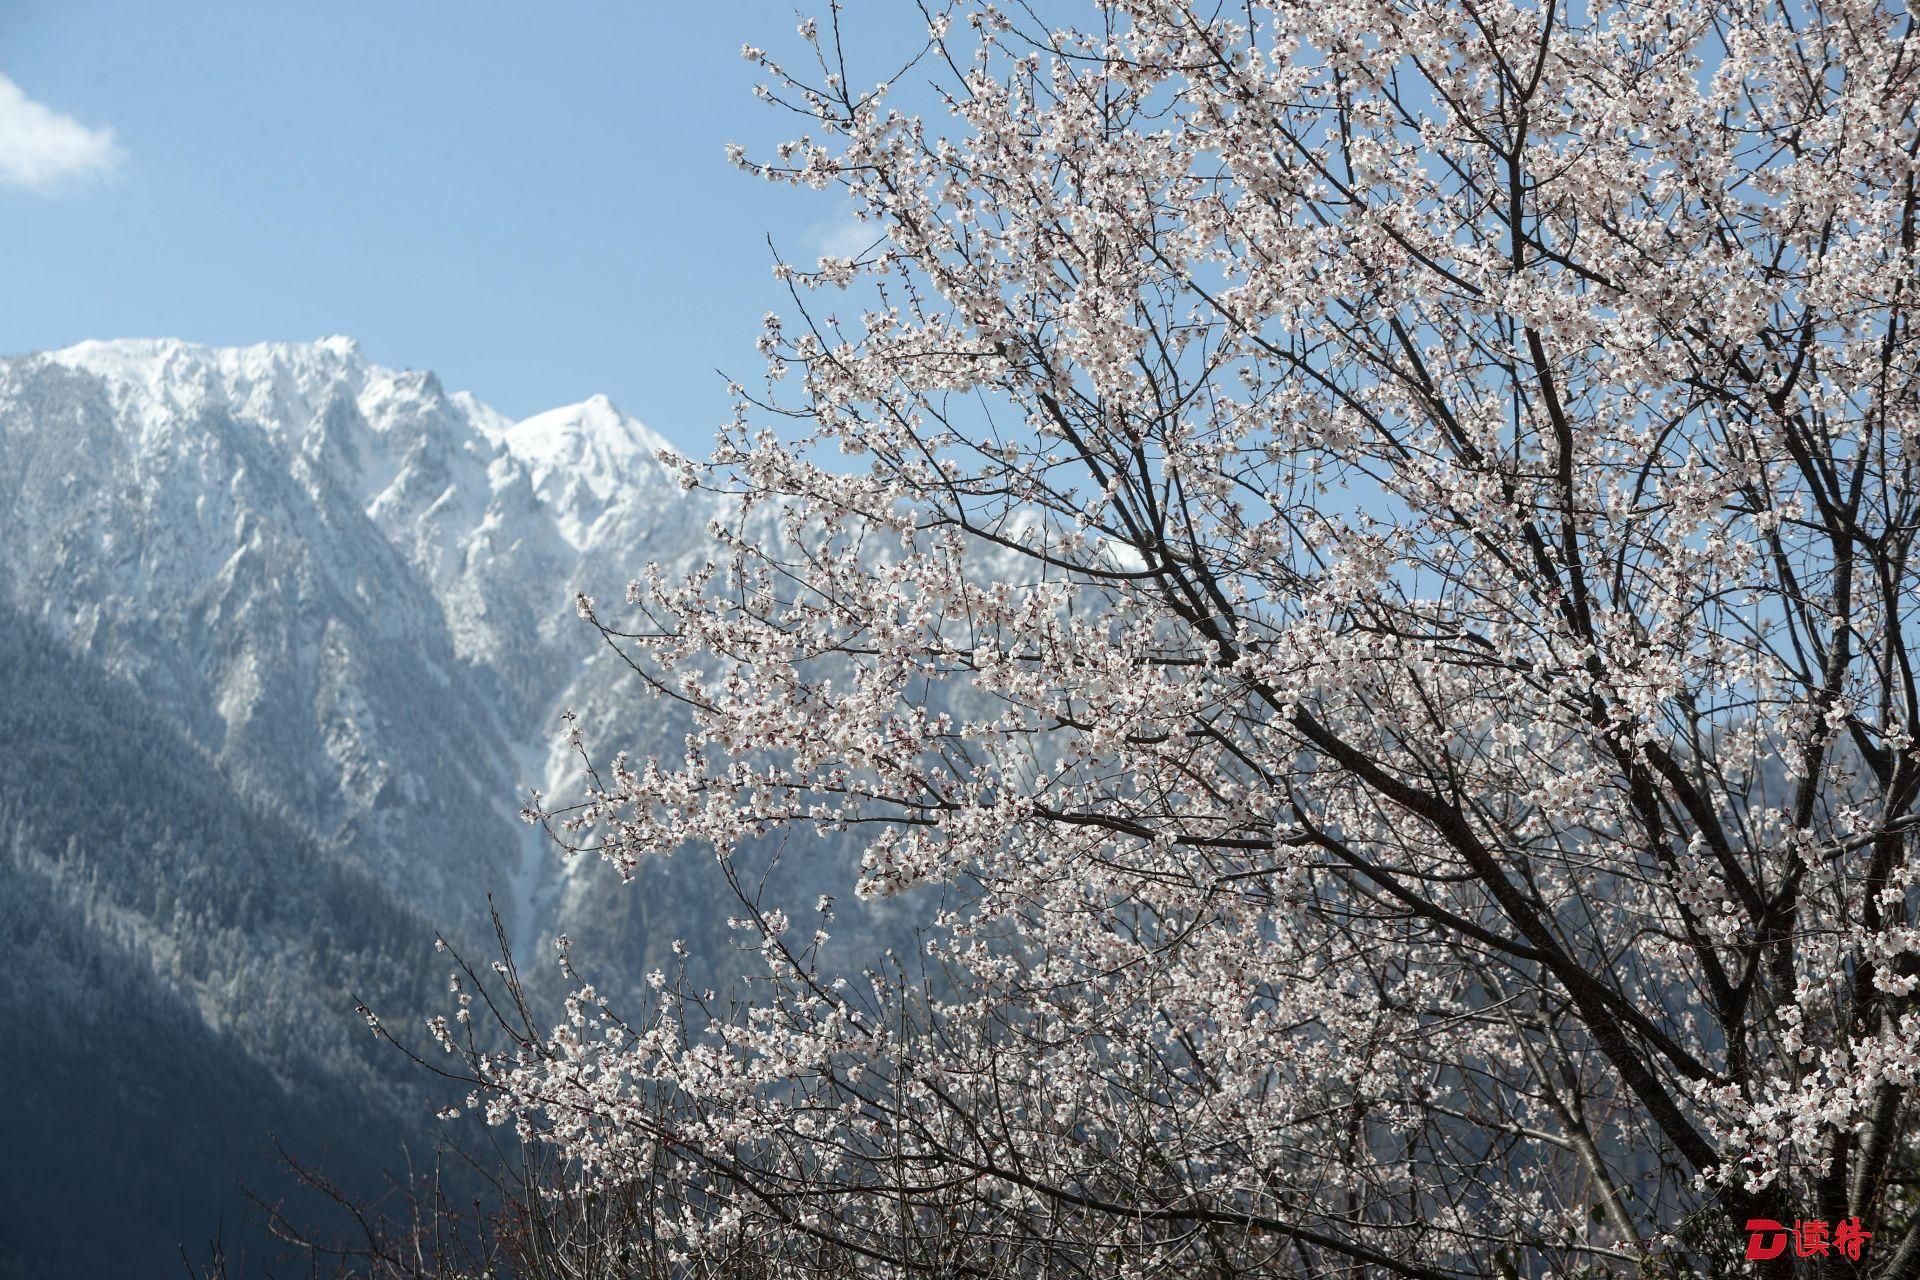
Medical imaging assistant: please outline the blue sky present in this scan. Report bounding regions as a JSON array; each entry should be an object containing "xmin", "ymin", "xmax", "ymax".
[{"xmin": 1, "ymin": 3, "xmax": 912, "ymax": 449}]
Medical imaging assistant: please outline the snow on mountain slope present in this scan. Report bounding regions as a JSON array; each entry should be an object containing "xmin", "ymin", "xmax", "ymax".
[
  {"xmin": 4, "ymin": 329, "xmax": 908, "ymax": 995},
  {"xmin": 0, "ymin": 337, "xmax": 721, "ymax": 955},
  {"xmin": 495, "ymin": 394, "xmax": 674, "ymax": 546}
]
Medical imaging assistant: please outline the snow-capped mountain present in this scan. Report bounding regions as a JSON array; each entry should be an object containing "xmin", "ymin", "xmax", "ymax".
[
  {"xmin": 0, "ymin": 336, "xmax": 802, "ymax": 1274},
  {"xmin": 3, "ymin": 337, "xmax": 719, "ymax": 917}
]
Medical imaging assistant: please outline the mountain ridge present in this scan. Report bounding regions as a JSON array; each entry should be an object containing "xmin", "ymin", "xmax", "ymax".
[{"xmin": 0, "ymin": 335, "xmax": 758, "ymax": 1275}]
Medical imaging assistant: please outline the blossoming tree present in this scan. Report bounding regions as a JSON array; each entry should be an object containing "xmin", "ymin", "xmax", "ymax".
[{"xmin": 451, "ymin": 1, "xmax": 1920, "ymax": 1274}]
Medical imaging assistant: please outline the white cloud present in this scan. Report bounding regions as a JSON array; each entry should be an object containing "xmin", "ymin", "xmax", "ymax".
[
  {"xmin": 810, "ymin": 215, "xmax": 881, "ymax": 261},
  {"xmin": 0, "ymin": 74, "xmax": 122, "ymax": 192}
]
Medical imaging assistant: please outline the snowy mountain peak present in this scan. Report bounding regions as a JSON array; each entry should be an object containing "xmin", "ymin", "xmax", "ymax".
[
  {"xmin": 494, "ymin": 392, "xmax": 673, "ymax": 548},
  {"xmin": 37, "ymin": 339, "xmax": 670, "ymax": 489},
  {"xmin": 501, "ymin": 393, "xmax": 667, "ymax": 472},
  {"xmin": 43, "ymin": 335, "xmax": 382, "ymax": 442},
  {"xmin": 0, "ymin": 336, "xmax": 703, "ymax": 681},
  {"xmin": 50, "ymin": 334, "xmax": 373, "ymax": 388}
]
